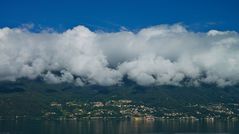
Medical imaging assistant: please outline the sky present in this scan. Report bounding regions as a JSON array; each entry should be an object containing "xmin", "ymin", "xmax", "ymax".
[
  {"xmin": 0, "ymin": 0, "xmax": 239, "ymax": 87},
  {"xmin": 0, "ymin": 0, "xmax": 239, "ymax": 32}
]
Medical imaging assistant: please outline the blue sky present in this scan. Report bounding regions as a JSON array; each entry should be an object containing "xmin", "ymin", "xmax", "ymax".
[
  {"xmin": 0, "ymin": 0, "xmax": 238, "ymax": 32},
  {"xmin": 1, "ymin": 0, "xmax": 239, "ymax": 86}
]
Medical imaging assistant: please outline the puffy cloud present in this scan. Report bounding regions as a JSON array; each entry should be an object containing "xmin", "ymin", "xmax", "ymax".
[{"xmin": 0, "ymin": 24, "xmax": 239, "ymax": 87}]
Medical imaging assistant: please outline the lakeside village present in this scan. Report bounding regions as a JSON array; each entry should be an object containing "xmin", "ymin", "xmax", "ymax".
[{"xmin": 41, "ymin": 99, "xmax": 239, "ymax": 121}]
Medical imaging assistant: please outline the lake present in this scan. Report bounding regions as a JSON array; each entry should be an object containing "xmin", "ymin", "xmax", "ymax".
[{"xmin": 0, "ymin": 119, "xmax": 239, "ymax": 134}]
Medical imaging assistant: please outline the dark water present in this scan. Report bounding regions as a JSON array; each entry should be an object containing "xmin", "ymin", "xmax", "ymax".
[{"xmin": 0, "ymin": 119, "xmax": 239, "ymax": 134}]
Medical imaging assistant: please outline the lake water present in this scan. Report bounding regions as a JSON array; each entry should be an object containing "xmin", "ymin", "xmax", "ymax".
[{"xmin": 0, "ymin": 119, "xmax": 239, "ymax": 134}]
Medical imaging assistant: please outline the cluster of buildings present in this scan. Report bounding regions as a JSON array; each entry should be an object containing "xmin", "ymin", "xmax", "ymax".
[
  {"xmin": 43, "ymin": 99, "xmax": 156, "ymax": 120},
  {"xmin": 43, "ymin": 100, "xmax": 239, "ymax": 120}
]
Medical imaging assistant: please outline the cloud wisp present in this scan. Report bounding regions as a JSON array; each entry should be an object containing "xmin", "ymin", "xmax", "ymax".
[{"xmin": 0, "ymin": 24, "xmax": 239, "ymax": 87}]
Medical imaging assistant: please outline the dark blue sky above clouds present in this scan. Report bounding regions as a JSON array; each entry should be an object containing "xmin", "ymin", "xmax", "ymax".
[{"xmin": 0, "ymin": 0, "xmax": 238, "ymax": 32}]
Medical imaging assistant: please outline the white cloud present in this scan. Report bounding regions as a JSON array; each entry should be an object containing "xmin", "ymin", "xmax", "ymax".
[{"xmin": 0, "ymin": 24, "xmax": 239, "ymax": 87}]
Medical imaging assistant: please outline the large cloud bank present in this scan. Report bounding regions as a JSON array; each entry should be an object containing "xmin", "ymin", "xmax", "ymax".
[{"xmin": 0, "ymin": 24, "xmax": 239, "ymax": 87}]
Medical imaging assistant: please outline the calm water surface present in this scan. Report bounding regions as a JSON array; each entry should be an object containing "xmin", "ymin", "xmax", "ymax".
[{"xmin": 0, "ymin": 119, "xmax": 239, "ymax": 134}]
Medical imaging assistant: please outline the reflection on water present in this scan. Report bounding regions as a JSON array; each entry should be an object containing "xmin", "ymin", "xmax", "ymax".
[{"xmin": 0, "ymin": 119, "xmax": 239, "ymax": 134}]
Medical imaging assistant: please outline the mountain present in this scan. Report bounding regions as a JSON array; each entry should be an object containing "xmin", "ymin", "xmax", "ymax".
[{"xmin": 0, "ymin": 79, "xmax": 239, "ymax": 119}]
